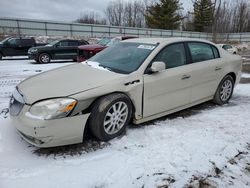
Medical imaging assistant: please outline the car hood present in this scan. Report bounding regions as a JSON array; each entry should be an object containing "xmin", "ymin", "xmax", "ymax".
[
  {"xmin": 78, "ymin": 44, "xmax": 106, "ymax": 51},
  {"xmin": 18, "ymin": 63, "xmax": 125, "ymax": 104}
]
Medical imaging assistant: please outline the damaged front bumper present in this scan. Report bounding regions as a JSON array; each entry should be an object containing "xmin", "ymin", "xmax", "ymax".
[{"xmin": 10, "ymin": 105, "xmax": 90, "ymax": 148}]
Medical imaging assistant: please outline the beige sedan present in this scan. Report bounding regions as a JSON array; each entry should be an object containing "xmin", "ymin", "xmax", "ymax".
[{"xmin": 9, "ymin": 38, "xmax": 242, "ymax": 148}]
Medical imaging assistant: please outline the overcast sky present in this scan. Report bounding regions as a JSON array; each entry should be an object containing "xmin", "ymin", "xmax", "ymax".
[{"xmin": 0, "ymin": 0, "xmax": 192, "ymax": 22}]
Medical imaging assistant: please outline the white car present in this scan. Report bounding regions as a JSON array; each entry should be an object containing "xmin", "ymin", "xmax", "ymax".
[
  {"xmin": 9, "ymin": 38, "xmax": 242, "ymax": 148},
  {"xmin": 218, "ymin": 44, "xmax": 238, "ymax": 54}
]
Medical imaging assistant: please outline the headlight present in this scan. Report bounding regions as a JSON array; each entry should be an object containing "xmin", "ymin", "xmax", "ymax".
[
  {"xmin": 26, "ymin": 98, "xmax": 77, "ymax": 120},
  {"xmin": 29, "ymin": 49, "xmax": 38, "ymax": 53}
]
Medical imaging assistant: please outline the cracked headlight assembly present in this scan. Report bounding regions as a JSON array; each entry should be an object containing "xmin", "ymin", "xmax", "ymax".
[
  {"xmin": 29, "ymin": 48, "xmax": 38, "ymax": 53},
  {"xmin": 26, "ymin": 98, "xmax": 77, "ymax": 120}
]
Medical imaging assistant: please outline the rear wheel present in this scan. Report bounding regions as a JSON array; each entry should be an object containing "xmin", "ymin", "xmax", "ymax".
[
  {"xmin": 89, "ymin": 93, "xmax": 132, "ymax": 141},
  {"xmin": 39, "ymin": 53, "xmax": 51, "ymax": 63},
  {"xmin": 213, "ymin": 75, "xmax": 234, "ymax": 105}
]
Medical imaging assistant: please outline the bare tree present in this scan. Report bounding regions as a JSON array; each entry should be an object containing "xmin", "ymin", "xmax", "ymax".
[
  {"xmin": 232, "ymin": 0, "xmax": 249, "ymax": 32},
  {"xmin": 76, "ymin": 11, "xmax": 107, "ymax": 25},
  {"xmin": 105, "ymin": 0, "xmax": 147, "ymax": 28},
  {"xmin": 105, "ymin": 0, "xmax": 124, "ymax": 26}
]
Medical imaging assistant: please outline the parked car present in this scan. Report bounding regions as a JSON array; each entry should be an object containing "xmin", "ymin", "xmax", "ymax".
[
  {"xmin": 28, "ymin": 39, "xmax": 89, "ymax": 63},
  {"xmin": 9, "ymin": 38, "xmax": 242, "ymax": 148},
  {"xmin": 77, "ymin": 36, "xmax": 137, "ymax": 62},
  {"xmin": 218, "ymin": 44, "xmax": 238, "ymax": 54},
  {"xmin": 0, "ymin": 37, "xmax": 46, "ymax": 59}
]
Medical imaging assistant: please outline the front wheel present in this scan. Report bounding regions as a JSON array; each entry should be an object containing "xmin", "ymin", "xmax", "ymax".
[
  {"xmin": 213, "ymin": 75, "xmax": 234, "ymax": 105},
  {"xmin": 89, "ymin": 93, "xmax": 132, "ymax": 141},
  {"xmin": 39, "ymin": 53, "xmax": 51, "ymax": 63}
]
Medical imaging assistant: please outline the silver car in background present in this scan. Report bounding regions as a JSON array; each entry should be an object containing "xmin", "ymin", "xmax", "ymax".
[{"xmin": 9, "ymin": 38, "xmax": 242, "ymax": 148}]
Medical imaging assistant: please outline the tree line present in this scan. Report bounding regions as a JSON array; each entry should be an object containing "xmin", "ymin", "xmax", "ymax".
[{"xmin": 76, "ymin": 0, "xmax": 250, "ymax": 33}]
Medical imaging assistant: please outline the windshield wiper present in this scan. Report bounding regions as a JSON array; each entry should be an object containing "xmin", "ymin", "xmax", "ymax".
[{"xmin": 99, "ymin": 64, "xmax": 113, "ymax": 71}]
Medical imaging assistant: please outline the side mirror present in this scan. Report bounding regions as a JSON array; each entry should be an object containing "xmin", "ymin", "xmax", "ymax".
[{"xmin": 150, "ymin": 61, "xmax": 166, "ymax": 73}]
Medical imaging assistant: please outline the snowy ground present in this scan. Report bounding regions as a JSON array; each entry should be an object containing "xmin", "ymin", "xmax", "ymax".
[{"xmin": 1, "ymin": 57, "xmax": 250, "ymax": 188}]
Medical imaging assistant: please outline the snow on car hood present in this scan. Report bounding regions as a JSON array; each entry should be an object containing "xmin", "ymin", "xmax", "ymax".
[{"xmin": 17, "ymin": 63, "xmax": 125, "ymax": 104}]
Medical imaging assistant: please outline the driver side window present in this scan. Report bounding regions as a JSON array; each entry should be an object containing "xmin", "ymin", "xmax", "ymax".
[
  {"xmin": 154, "ymin": 43, "xmax": 186, "ymax": 69},
  {"xmin": 8, "ymin": 38, "xmax": 20, "ymax": 45}
]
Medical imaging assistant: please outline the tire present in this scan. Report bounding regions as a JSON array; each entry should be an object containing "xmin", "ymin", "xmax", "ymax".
[
  {"xmin": 39, "ymin": 53, "xmax": 51, "ymax": 63},
  {"xmin": 213, "ymin": 75, "xmax": 234, "ymax": 105},
  {"xmin": 89, "ymin": 93, "xmax": 132, "ymax": 141},
  {"xmin": 0, "ymin": 53, "xmax": 2, "ymax": 60}
]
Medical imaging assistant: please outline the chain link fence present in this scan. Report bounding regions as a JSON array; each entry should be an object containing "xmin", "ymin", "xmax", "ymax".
[{"xmin": 0, "ymin": 17, "xmax": 250, "ymax": 42}]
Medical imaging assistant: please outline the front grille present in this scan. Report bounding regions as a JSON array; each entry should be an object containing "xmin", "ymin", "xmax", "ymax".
[{"xmin": 9, "ymin": 89, "xmax": 25, "ymax": 116}]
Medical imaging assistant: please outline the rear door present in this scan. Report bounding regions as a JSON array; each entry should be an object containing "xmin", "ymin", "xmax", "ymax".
[
  {"xmin": 187, "ymin": 42, "xmax": 223, "ymax": 103},
  {"xmin": 19, "ymin": 39, "xmax": 34, "ymax": 55},
  {"xmin": 143, "ymin": 43, "xmax": 192, "ymax": 117}
]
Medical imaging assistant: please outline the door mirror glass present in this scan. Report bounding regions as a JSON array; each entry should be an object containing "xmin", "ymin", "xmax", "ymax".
[{"xmin": 150, "ymin": 61, "xmax": 166, "ymax": 73}]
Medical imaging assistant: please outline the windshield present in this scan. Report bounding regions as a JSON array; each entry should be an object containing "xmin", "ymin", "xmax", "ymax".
[
  {"xmin": 88, "ymin": 42, "xmax": 156, "ymax": 74},
  {"xmin": 46, "ymin": 40, "xmax": 59, "ymax": 46},
  {"xmin": 0, "ymin": 37, "xmax": 11, "ymax": 43},
  {"xmin": 97, "ymin": 38, "xmax": 111, "ymax": 46}
]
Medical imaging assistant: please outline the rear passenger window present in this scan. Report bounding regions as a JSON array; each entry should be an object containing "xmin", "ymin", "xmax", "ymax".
[
  {"xmin": 21, "ymin": 39, "xmax": 33, "ymax": 47},
  {"xmin": 68, "ymin": 41, "xmax": 79, "ymax": 46},
  {"xmin": 58, "ymin": 41, "xmax": 68, "ymax": 47},
  {"xmin": 154, "ymin": 43, "xmax": 186, "ymax": 69},
  {"xmin": 188, "ymin": 42, "xmax": 214, "ymax": 63}
]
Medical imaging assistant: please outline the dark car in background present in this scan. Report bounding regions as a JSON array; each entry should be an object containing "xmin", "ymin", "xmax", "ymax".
[
  {"xmin": 28, "ymin": 39, "xmax": 89, "ymax": 63},
  {"xmin": 77, "ymin": 36, "xmax": 137, "ymax": 62},
  {"xmin": 0, "ymin": 37, "xmax": 46, "ymax": 60}
]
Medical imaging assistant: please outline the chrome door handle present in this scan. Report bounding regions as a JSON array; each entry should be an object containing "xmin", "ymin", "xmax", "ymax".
[
  {"xmin": 215, "ymin": 67, "xmax": 222, "ymax": 71},
  {"xmin": 182, "ymin": 75, "xmax": 191, "ymax": 80}
]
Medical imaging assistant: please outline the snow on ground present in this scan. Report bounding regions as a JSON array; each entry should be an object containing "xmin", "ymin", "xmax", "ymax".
[
  {"xmin": 242, "ymin": 73, "xmax": 250, "ymax": 78},
  {"xmin": 1, "ymin": 58, "xmax": 250, "ymax": 188}
]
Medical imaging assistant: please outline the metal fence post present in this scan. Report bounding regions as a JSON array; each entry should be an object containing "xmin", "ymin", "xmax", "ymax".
[
  {"xmin": 16, "ymin": 19, "xmax": 21, "ymax": 37},
  {"xmin": 70, "ymin": 24, "xmax": 73, "ymax": 37},
  {"xmin": 44, "ymin": 22, "xmax": 48, "ymax": 36},
  {"xmin": 91, "ymin": 25, "xmax": 93, "ymax": 38}
]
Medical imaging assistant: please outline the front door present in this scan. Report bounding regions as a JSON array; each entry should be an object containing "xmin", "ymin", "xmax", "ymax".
[
  {"xmin": 53, "ymin": 41, "xmax": 78, "ymax": 59},
  {"xmin": 143, "ymin": 43, "xmax": 192, "ymax": 118}
]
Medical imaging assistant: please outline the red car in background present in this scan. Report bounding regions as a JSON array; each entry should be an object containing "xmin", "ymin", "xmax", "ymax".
[{"xmin": 77, "ymin": 36, "xmax": 137, "ymax": 62}]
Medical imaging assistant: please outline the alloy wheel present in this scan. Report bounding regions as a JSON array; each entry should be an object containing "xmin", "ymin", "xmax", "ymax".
[
  {"xmin": 220, "ymin": 79, "xmax": 233, "ymax": 101},
  {"xmin": 103, "ymin": 101, "xmax": 128, "ymax": 135}
]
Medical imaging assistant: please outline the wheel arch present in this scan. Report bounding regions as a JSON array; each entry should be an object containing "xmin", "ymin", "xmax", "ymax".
[
  {"xmin": 82, "ymin": 91, "xmax": 136, "ymax": 139},
  {"xmin": 226, "ymin": 72, "xmax": 236, "ymax": 83},
  {"xmin": 39, "ymin": 52, "xmax": 52, "ymax": 59}
]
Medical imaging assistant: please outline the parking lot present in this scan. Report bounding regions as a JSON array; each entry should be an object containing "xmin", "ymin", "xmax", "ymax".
[{"xmin": 1, "ymin": 56, "xmax": 250, "ymax": 188}]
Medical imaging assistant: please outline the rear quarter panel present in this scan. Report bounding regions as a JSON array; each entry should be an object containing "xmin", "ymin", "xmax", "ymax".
[{"xmin": 219, "ymin": 48, "xmax": 242, "ymax": 85}]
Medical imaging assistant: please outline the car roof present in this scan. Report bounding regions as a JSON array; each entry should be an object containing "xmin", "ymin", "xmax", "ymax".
[
  {"xmin": 122, "ymin": 37, "xmax": 215, "ymax": 45},
  {"xmin": 58, "ymin": 39, "xmax": 84, "ymax": 42}
]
